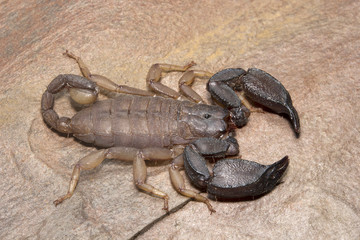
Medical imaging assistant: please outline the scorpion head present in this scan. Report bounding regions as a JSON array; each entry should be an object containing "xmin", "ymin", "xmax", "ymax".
[{"xmin": 180, "ymin": 104, "xmax": 229, "ymax": 139}]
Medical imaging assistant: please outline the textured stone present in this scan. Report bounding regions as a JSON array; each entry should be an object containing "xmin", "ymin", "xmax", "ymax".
[{"xmin": 0, "ymin": 0, "xmax": 359, "ymax": 239}]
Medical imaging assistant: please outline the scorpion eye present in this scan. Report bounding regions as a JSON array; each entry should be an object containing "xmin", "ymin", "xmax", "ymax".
[{"xmin": 203, "ymin": 113, "xmax": 211, "ymax": 119}]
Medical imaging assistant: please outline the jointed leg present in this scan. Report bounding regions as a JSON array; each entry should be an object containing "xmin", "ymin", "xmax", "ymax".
[
  {"xmin": 178, "ymin": 70, "xmax": 213, "ymax": 103},
  {"xmin": 169, "ymin": 154, "xmax": 216, "ymax": 213},
  {"xmin": 146, "ymin": 62, "xmax": 195, "ymax": 99},
  {"xmin": 65, "ymin": 51, "xmax": 214, "ymax": 104},
  {"xmin": 64, "ymin": 50, "xmax": 153, "ymax": 96},
  {"xmin": 54, "ymin": 149, "xmax": 108, "ymax": 206},
  {"xmin": 133, "ymin": 151, "xmax": 169, "ymax": 211},
  {"xmin": 54, "ymin": 146, "xmax": 173, "ymax": 211}
]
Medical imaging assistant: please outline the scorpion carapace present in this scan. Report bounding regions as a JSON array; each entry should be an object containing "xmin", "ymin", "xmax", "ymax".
[{"xmin": 41, "ymin": 51, "xmax": 299, "ymax": 213}]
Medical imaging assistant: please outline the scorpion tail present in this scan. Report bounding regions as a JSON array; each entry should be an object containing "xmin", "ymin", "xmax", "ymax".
[{"xmin": 41, "ymin": 74, "xmax": 98, "ymax": 133}]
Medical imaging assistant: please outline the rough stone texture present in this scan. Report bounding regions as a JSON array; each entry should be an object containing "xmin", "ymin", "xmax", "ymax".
[{"xmin": 1, "ymin": 1, "xmax": 359, "ymax": 239}]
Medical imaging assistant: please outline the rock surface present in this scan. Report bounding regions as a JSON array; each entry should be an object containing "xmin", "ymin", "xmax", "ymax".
[{"xmin": 0, "ymin": 1, "xmax": 359, "ymax": 239}]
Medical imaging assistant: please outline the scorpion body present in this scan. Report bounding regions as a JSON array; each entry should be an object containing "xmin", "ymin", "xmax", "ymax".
[
  {"xmin": 70, "ymin": 94, "xmax": 228, "ymax": 148},
  {"xmin": 42, "ymin": 51, "xmax": 299, "ymax": 213}
]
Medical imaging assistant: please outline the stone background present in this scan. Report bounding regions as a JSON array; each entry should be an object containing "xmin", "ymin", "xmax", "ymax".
[{"xmin": 0, "ymin": 1, "xmax": 359, "ymax": 239}]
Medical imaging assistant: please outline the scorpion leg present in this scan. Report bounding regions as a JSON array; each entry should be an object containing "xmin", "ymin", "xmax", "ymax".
[
  {"xmin": 132, "ymin": 148, "xmax": 173, "ymax": 211},
  {"xmin": 54, "ymin": 146, "xmax": 173, "ymax": 211},
  {"xmin": 207, "ymin": 68, "xmax": 300, "ymax": 133},
  {"xmin": 54, "ymin": 149, "xmax": 108, "ymax": 206},
  {"xmin": 64, "ymin": 50, "xmax": 153, "ymax": 96},
  {"xmin": 178, "ymin": 70, "xmax": 213, "ymax": 103},
  {"xmin": 169, "ymin": 154, "xmax": 216, "ymax": 213},
  {"xmin": 146, "ymin": 62, "xmax": 195, "ymax": 99}
]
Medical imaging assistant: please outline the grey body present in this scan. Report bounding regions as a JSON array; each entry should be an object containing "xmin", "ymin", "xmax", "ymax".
[{"xmin": 70, "ymin": 95, "xmax": 228, "ymax": 148}]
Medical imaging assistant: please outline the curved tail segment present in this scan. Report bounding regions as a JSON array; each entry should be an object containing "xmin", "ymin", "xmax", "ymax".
[{"xmin": 41, "ymin": 74, "xmax": 99, "ymax": 133}]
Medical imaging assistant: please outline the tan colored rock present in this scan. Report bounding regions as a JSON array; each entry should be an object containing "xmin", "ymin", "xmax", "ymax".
[{"xmin": 0, "ymin": 1, "xmax": 359, "ymax": 239}]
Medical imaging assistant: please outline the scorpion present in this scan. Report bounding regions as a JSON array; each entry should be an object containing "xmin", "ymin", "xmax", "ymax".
[{"xmin": 41, "ymin": 51, "xmax": 300, "ymax": 213}]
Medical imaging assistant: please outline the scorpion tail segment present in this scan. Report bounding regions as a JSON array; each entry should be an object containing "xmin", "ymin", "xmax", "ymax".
[
  {"xmin": 41, "ymin": 74, "xmax": 98, "ymax": 133},
  {"xmin": 242, "ymin": 68, "xmax": 300, "ymax": 133},
  {"xmin": 207, "ymin": 156, "xmax": 289, "ymax": 200},
  {"xmin": 41, "ymin": 91, "xmax": 72, "ymax": 133},
  {"xmin": 47, "ymin": 74, "xmax": 99, "ymax": 105},
  {"xmin": 207, "ymin": 68, "xmax": 250, "ymax": 128}
]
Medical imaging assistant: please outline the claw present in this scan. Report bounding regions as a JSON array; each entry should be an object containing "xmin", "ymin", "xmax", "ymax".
[
  {"xmin": 207, "ymin": 156, "xmax": 289, "ymax": 199},
  {"xmin": 184, "ymin": 138, "xmax": 289, "ymax": 199},
  {"xmin": 243, "ymin": 68, "xmax": 300, "ymax": 134},
  {"xmin": 207, "ymin": 68, "xmax": 300, "ymax": 133},
  {"xmin": 184, "ymin": 137, "xmax": 288, "ymax": 200}
]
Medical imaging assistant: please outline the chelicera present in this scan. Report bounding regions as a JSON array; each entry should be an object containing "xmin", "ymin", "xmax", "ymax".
[{"xmin": 41, "ymin": 51, "xmax": 299, "ymax": 213}]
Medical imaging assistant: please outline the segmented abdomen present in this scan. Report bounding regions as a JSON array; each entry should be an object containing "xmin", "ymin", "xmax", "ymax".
[{"xmin": 70, "ymin": 95, "xmax": 190, "ymax": 148}]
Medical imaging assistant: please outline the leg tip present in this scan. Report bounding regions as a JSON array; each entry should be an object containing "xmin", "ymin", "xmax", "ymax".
[
  {"xmin": 53, "ymin": 193, "xmax": 71, "ymax": 206},
  {"xmin": 185, "ymin": 61, "xmax": 197, "ymax": 69},
  {"xmin": 162, "ymin": 206, "xmax": 170, "ymax": 213},
  {"xmin": 206, "ymin": 201, "xmax": 216, "ymax": 214},
  {"xmin": 63, "ymin": 50, "xmax": 77, "ymax": 60},
  {"xmin": 53, "ymin": 199, "xmax": 62, "ymax": 207}
]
